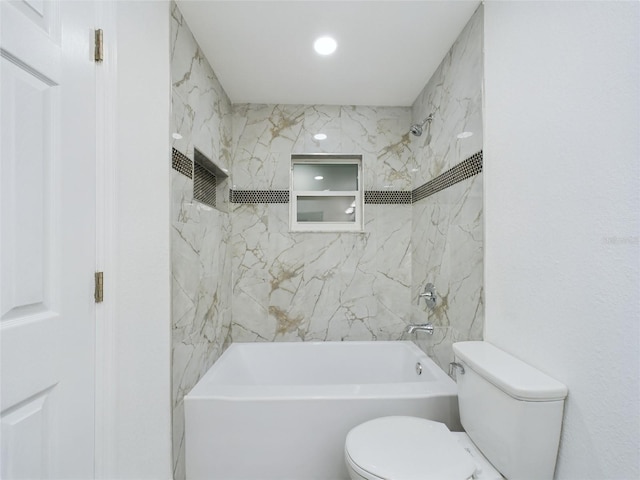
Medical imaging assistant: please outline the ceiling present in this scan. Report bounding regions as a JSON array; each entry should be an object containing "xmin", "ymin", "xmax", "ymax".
[{"xmin": 175, "ymin": 1, "xmax": 481, "ymax": 107}]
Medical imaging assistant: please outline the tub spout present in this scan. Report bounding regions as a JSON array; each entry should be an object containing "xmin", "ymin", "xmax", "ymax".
[{"xmin": 405, "ymin": 323, "xmax": 434, "ymax": 335}]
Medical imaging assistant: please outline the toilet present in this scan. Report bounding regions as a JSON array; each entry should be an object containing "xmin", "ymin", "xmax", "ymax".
[{"xmin": 345, "ymin": 341, "xmax": 568, "ymax": 480}]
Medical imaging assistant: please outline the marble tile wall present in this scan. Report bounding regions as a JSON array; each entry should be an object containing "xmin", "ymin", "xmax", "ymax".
[
  {"xmin": 229, "ymin": 105, "xmax": 415, "ymax": 343},
  {"xmin": 410, "ymin": 6, "xmax": 484, "ymax": 371},
  {"xmin": 170, "ymin": 4, "xmax": 233, "ymax": 479}
]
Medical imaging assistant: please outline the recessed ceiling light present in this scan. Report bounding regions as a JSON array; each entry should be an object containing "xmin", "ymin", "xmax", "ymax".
[
  {"xmin": 314, "ymin": 36, "xmax": 337, "ymax": 56},
  {"xmin": 456, "ymin": 131, "xmax": 474, "ymax": 139},
  {"xmin": 172, "ymin": 132, "xmax": 183, "ymax": 140},
  {"xmin": 314, "ymin": 133, "xmax": 327, "ymax": 140},
  {"xmin": 314, "ymin": 175, "xmax": 324, "ymax": 180}
]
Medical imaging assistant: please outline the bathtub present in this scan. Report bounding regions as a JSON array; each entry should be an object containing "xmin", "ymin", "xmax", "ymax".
[{"xmin": 184, "ymin": 341, "xmax": 460, "ymax": 480}]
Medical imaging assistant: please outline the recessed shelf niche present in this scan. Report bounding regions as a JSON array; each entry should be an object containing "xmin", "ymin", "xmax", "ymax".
[{"xmin": 193, "ymin": 148, "xmax": 229, "ymax": 213}]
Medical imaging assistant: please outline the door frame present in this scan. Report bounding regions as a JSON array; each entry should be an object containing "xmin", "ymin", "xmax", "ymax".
[
  {"xmin": 93, "ymin": 2, "xmax": 173, "ymax": 478},
  {"xmin": 94, "ymin": 1, "xmax": 117, "ymax": 477}
]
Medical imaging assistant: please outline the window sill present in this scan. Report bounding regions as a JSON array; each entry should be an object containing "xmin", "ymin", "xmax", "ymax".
[{"xmin": 289, "ymin": 229, "xmax": 366, "ymax": 234}]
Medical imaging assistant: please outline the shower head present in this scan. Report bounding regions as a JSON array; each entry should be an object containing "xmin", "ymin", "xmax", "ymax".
[
  {"xmin": 409, "ymin": 124, "xmax": 423, "ymax": 136},
  {"xmin": 410, "ymin": 113, "xmax": 435, "ymax": 137}
]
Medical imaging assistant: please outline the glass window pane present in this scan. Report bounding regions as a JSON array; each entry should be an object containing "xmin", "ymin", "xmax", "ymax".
[
  {"xmin": 296, "ymin": 196, "xmax": 357, "ymax": 222},
  {"xmin": 293, "ymin": 164, "xmax": 358, "ymax": 191}
]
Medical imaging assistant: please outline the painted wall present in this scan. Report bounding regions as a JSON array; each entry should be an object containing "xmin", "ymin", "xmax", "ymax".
[
  {"xmin": 483, "ymin": 2, "xmax": 639, "ymax": 478},
  {"xmin": 113, "ymin": 1, "xmax": 172, "ymax": 478},
  {"xmin": 410, "ymin": 7, "xmax": 484, "ymax": 370},
  {"xmin": 170, "ymin": 4, "xmax": 233, "ymax": 479},
  {"xmin": 230, "ymin": 105, "xmax": 414, "ymax": 342}
]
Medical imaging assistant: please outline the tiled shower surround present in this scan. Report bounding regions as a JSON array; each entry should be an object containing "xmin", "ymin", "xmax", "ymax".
[
  {"xmin": 170, "ymin": 4, "xmax": 233, "ymax": 479},
  {"xmin": 411, "ymin": 7, "xmax": 484, "ymax": 369},
  {"xmin": 229, "ymin": 104, "xmax": 414, "ymax": 343},
  {"xmin": 170, "ymin": 2, "xmax": 483, "ymax": 478}
]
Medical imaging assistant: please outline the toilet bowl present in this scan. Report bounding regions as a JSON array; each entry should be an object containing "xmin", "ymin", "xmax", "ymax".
[
  {"xmin": 344, "ymin": 341, "xmax": 568, "ymax": 480},
  {"xmin": 344, "ymin": 416, "xmax": 502, "ymax": 480}
]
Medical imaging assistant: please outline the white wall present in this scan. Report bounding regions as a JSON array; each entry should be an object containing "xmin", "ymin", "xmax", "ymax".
[
  {"xmin": 483, "ymin": 2, "xmax": 639, "ymax": 479},
  {"xmin": 113, "ymin": 1, "xmax": 172, "ymax": 478}
]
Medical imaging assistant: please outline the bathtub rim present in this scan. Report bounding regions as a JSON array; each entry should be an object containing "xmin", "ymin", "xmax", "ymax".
[{"xmin": 185, "ymin": 340, "xmax": 456, "ymax": 401}]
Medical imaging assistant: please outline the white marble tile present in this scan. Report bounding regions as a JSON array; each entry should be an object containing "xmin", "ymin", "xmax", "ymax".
[
  {"xmin": 232, "ymin": 104, "xmax": 306, "ymax": 188},
  {"xmin": 371, "ymin": 205, "xmax": 411, "ymax": 330},
  {"xmin": 410, "ymin": 7, "xmax": 484, "ymax": 369},
  {"xmin": 341, "ymin": 105, "xmax": 377, "ymax": 155},
  {"xmin": 302, "ymin": 105, "xmax": 343, "ymax": 153},
  {"xmin": 232, "ymin": 104, "xmax": 413, "ymax": 191},
  {"xmin": 373, "ymin": 107, "xmax": 414, "ymax": 190},
  {"xmin": 229, "ymin": 187, "xmax": 417, "ymax": 344},
  {"xmin": 411, "ymin": 326, "xmax": 466, "ymax": 374},
  {"xmin": 229, "ymin": 104, "xmax": 414, "ymax": 344},
  {"xmin": 232, "ymin": 106, "xmax": 303, "ymax": 189},
  {"xmin": 171, "ymin": 208, "xmax": 232, "ymax": 479},
  {"xmin": 412, "ymin": 6, "xmax": 483, "ymax": 189},
  {"xmin": 170, "ymin": 5, "xmax": 233, "ymax": 479},
  {"xmin": 171, "ymin": 89, "xmax": 194, "ymax": 157},
  {"xmin": 171, "ymin": 399, "xmax": 186, "ymax": 480}
]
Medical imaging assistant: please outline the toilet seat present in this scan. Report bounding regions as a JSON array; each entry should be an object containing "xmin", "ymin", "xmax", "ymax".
[{"xmin": 345, "ymin": 416, "xmax": 477, "ymax": 480}]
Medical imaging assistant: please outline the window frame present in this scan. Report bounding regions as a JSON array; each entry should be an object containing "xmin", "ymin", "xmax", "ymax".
[{"xmin": 289, "ymin": 154, "xmax": 363, "ymax": 232}]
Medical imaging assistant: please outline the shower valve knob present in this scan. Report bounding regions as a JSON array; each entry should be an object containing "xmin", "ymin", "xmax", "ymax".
[{"xmin": 418, "ymin": 283, "xmax": 437, "ymax": 309}]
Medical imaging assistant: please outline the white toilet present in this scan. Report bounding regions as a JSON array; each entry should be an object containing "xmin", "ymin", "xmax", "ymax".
[{"xmin": 345, "ymin": 341, "xmax": 568, "ymax": 480}]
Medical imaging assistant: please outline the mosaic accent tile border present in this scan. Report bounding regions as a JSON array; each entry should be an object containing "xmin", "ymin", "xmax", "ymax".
[
  {"xmin": 412, "ymin": 151, "xmax": 483, "ymax": 203},
  {"xmin": 364, "ymin": 191, "xmax": 412, "ymax": 204},
  {"xmin": 228, "ymin": 151, "xmax": 482, "ymax": 205},
  {"xmin": 230, "ymin": 190, "xmax": 290, "ymax": 204},
  {"xmin": 194, "ymin": 162, "xmax": 216, "ymax": 208},
  {"xmin": 229, "ymin": 190, "xmax": 412, "ymax": 205},
  {"xmin": 171, "ymin": 148, "xmax": 193, "ymax": 179}
]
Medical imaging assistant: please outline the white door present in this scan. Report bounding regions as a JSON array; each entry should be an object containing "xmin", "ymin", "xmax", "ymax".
[{"xmin": 1, "ymin": 0, "xmax": 96, "ymax": 478}]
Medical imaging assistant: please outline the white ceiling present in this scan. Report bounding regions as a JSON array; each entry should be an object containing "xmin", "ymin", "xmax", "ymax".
[{"xmin": 175, "ymin": 1, "xmax": 481, "ymax": 107}]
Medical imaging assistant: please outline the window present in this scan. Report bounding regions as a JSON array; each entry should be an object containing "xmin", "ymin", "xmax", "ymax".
[{"xmin": 290, "ymin": 154, "xmax": 363, "ymax": 232}]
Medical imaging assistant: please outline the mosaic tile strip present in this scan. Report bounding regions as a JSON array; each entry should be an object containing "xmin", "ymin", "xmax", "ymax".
[
  {"xmin": 412, "ymin": 151, "xmax": 483, "ymax": 203},
  {"xmin": 194, "ymin": 162, "xmax": 216, "ymax": 208},
  {"xmin": 365, "ymin": 191, "xmax": 412, "ymax": 204},
  {"xmin": 230, "ymin": 190, "xmax": 412, "ymax": 204},
  {"xmin": 229, "ymin": 151, "xmax": 481, "ymax": 205},
  {"xmin": 171, "ymin": 148, "xmax": 193, "ymax": 179},
  {"xmin": 230, "ymin": 190, "xmax": 290, "ymax": 204}
]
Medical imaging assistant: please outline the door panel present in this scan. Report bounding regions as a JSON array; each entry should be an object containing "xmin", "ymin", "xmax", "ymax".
[
  {"xmin": 1, "ymin": 1, "xmax": 96, "ymax": 478},
  {"xmin": 1, "ymin": 57, "xmax": 55, "ymax": 320},
  {"xmin": 1, "ymin": 386, "xmax": 56, "ymax": 478}
]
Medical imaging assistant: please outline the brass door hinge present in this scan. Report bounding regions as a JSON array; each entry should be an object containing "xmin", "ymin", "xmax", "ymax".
[
  {"xmin": 95, "ymin": 272, "xmax": 104, "ymax": 303},
  {"xmin": 94, "ymin": 29, "xmax": 104, "ymax": 62}
]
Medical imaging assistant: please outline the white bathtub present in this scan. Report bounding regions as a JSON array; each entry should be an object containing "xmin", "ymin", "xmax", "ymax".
[{"xmin": 184, "ymin": 341, "xmax": 460, "ymax": 480}]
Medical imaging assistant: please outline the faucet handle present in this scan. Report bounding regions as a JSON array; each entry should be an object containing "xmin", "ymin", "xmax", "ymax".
[{"xmin": 418, "ymin": 283, "xmax": 437, "ymax": 309}]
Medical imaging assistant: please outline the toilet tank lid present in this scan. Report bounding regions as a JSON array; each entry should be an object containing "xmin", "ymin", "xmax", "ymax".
[{"xmin": 453, "ymin": 342, "xmax": 568, "ymax": 401}]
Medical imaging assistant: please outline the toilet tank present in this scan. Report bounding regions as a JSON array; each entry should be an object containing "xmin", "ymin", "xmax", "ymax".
[{"xmin": 453, "ymin": 342, "xmax": 568, "ymax": 480}]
